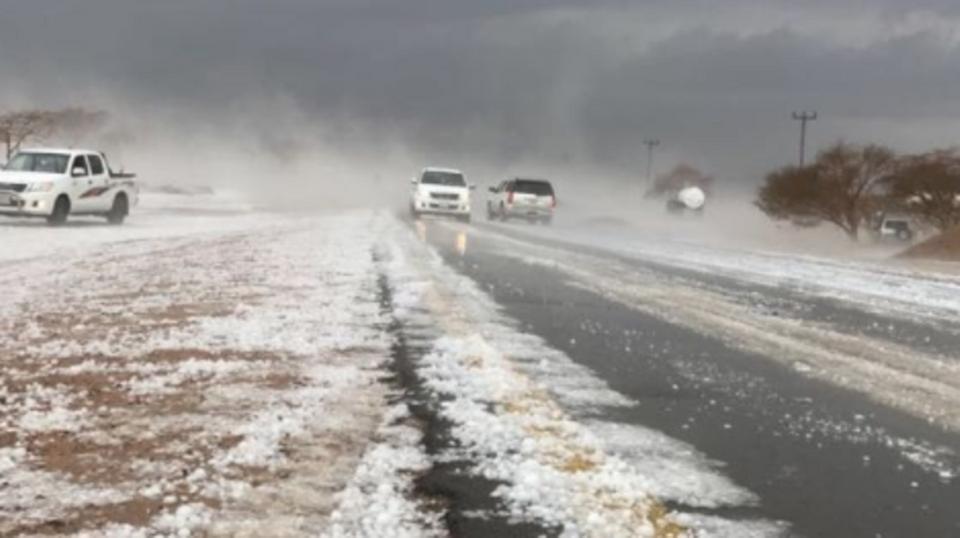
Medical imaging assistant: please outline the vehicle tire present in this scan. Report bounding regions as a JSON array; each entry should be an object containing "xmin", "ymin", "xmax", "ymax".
[
  {"xmin": 107, "ymin": 194, "xmax": 129, "ymax": 225},
  {"xmin": 486, "ymin": 204, "xmax": 495, "ymax": 221},
  {"xmin": 897, "ymin": 229, "xmax": 912, "ymax": 241},
  {"xmin": 498, "ymin": 203, "xmax": 508, "ymax": 222},
  {"xmin": 47, "ymin": 196, "xmax": 70, "ymax": 226}
]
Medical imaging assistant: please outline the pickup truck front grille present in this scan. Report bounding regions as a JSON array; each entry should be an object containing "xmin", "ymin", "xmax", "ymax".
[
  {"xmin": 430, "ymin": 192, "xmax": 460, "ymax": 201},
  {"xmin": 0, "ymin": 182, "xmax": 26, "ymax": 193}
]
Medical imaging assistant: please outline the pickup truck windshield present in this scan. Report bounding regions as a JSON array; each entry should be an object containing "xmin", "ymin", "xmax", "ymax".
[
  {"xmin": 5, "ymin": 153, "xmax": 70, "ymax": 174},
  {"xmin": 421, "ymin": 171, "xmax": 466, "ymax": 187}
]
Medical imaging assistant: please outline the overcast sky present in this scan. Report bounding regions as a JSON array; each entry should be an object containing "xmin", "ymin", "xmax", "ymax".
[{"xmin": 2, "ymin": 0, "xmax": 960, "ymax": 188}]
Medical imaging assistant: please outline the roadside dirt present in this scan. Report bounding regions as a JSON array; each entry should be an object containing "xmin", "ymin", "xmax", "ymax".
[
  {"xmin": 901, "ymin": 225, "xmax": 960, "ymax": 261},
  {"xmin": 0, "ymin": 228, "xmax": 391, "ymax": 537}
]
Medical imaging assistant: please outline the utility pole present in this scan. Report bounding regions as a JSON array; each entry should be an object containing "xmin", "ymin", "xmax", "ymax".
[
  {"xmin": 791, "ymin": 111, "xmax": 817, "ymax": 167},
  {"xmin": 643, "ymin": 139, "xmax": 660, "ymax": 187}
]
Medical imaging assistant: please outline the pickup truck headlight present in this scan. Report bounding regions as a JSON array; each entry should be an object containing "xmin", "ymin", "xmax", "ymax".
[{"xmin": 26, "ymin": 182, "xmax": 55, "ymax": 192}]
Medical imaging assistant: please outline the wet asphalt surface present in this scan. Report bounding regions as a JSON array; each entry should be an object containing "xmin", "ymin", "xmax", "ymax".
[{"xmin": 411, "ymin": 218, "xmax": 960, "ymax": 538}]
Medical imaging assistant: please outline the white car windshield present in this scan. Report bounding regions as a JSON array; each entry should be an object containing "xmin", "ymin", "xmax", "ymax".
[
  {"xmin": 5, "ymin": 153, "xmax": 70, "ymax": 174},
  {"xmin": 421, "ymin": 171, "xmax": 466, "ymax": 187}
]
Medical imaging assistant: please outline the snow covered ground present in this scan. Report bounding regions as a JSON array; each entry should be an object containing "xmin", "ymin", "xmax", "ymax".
[
  {"xmin": 0, "ymin": 195, "xmax": 788, "ymax": 537},
  {"xmin": 491, "ymin": 221, "xmax": 960, "ymax": 325},
  {"xmin": 7, "ymin": 193, "xmax": 956, "ymax": 536},
  {"xmin": 0, "ymin": 191, "xmax": 267, "ymax": 264},
  {"xmin": 0, "ymin": 199, "xmax": 440, "ymax": 536}
]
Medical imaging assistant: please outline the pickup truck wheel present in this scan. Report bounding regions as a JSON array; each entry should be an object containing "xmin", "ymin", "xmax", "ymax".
[
  {"xmin": 47, "ymin": 196, "xmax": 70, "ymax": 226},
  {"xmin": 107, "ymin": 194, "xmax": 129, "ymax": 225}
]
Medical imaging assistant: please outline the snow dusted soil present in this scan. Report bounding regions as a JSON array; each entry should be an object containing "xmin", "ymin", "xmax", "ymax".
[{"xmin": 0, "ymin": 204, "xmax": 439, "ymax": 537}]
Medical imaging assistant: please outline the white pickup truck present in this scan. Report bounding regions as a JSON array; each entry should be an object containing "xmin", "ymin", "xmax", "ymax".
[{"xmin": 0, "ymin": 148, "xmax": 138, "ymax": 225}]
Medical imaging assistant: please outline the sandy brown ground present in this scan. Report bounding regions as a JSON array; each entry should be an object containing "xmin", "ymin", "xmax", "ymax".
[
  {"xmin": 0, "ymin": 221, "xmax": 393, "ymax": 537},
  {"xmin": 902, "ymin": 224, "xmax": 960, "ymax": 261}
]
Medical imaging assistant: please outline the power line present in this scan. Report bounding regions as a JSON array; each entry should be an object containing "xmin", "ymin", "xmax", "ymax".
[{"xmin": 791, "ymin": 111, "xmax": 817, "ymax": 167}]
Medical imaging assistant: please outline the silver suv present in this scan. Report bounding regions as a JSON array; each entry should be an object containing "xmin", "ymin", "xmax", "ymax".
[{"xmin": 486, "ymin": 178, "xmax": 556, "ymax": 225}]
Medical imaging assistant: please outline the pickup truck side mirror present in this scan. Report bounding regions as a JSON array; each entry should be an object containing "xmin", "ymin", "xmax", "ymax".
[
  {"xmin": 488, "ymin": 186, "xmax": 497, "ymax": 193},
  {"xmin": 469, "ymin": 184, "xmax": 477, "ymax": 191},
  {"xmin": 410, "ymin": 177, "xmax": 418, "ymax": 185},
  {"xmin": 72, "ymin": 167, "xmax": 88, "ymax": 178}
]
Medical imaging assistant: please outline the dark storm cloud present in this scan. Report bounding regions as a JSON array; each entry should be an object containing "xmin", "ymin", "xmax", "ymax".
[
  {"xmin": 579, "ymin": 28, "xmax": 960, "ymax": 177},
  {"xmin": 2, "ymin": 1, "xmax": 960, "ymax": 182}
]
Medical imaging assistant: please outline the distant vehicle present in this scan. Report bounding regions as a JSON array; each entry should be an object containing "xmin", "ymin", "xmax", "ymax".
[
  {"xmin": 0, "ymin": 148, "xmax": 138, "ymax": 226},
  {"xmin": 487, "ymin": 178, "xmax": 556, "ymax": 224},
  {"xmin": 409, "ymin": 167, "xmax": 473, "ymax": 223},
  {"xmin": 666, "ymin": 185, "xmax": 706, "ymax": 214},
  {"xmin": 874, "ymin": 215, "xmax": 915, "ymax": 242}
]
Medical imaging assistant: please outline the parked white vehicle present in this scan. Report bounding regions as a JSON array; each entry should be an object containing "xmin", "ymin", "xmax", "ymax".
[
  {"xmin": 875, "ymin": 215, "xmax": 915, "ymax": 242},
  {"xmin": 486, "ymin": 178, "xmax": 556, "ymax": 224},
  {"xmin": 409, "ymin": 167, "xmax": 472, "ymax": 222},
  {"xmin": 0, "ymin": 148, "xmax": 138, "ymax": 225}
]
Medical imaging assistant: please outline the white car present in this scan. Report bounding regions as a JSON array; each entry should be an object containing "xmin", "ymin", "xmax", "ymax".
[
  {"xmin": 0, "ymin": 148, "xmax": 138, "ymax": 225},
  {"xmin": 876, "ymin": 216, "xmax": 915, "ymax": 242},
  {"xmin": 409, "ymin": 167, "xmax": 472, "ymax": 223},
  {"xmin": 486, "ymin": 178, "xmax": 556, "ymax": 224}
]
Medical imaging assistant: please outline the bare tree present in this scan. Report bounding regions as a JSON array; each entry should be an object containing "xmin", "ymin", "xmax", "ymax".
[
  {"xmin": 886, "ymin": 149, "xmax": 960, "ymax": 232},
  {"xmin": 0, "ymin": 107, "xmax": 108, "ymax": 160},
  {"xmin": 646, "ymin": 163, "xmax": 714, "ymax": 197},
  {"xmin": 756, "ymin": 142, "xmax": 898, "ymax": 240},
  {"xmin": 0, "ymin": 110, "xmax": 54, "ymax": 160}
]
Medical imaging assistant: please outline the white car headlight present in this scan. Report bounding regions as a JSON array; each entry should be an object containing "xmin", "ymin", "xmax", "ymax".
[{"xmin": 26, "ymin": 182, "xmax": 55, "ymax": 192}]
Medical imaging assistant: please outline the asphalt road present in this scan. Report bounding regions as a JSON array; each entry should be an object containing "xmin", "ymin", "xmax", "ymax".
[{"xmin": 413, "ymin": 217, "xmax": 960, "ymax": 538}]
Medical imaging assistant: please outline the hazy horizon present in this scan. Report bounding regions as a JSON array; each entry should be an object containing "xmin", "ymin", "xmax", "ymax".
[{"xmin": 3, "ymin": 1, "xmax": 960, "ymax": 200}]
